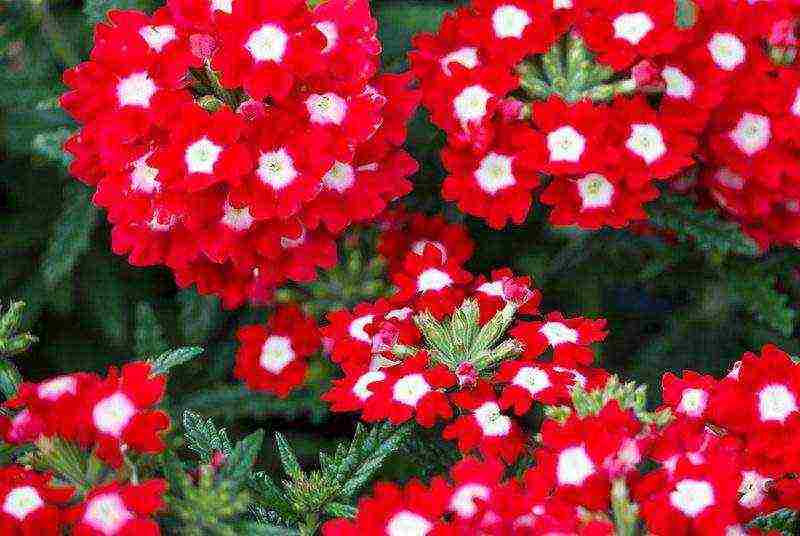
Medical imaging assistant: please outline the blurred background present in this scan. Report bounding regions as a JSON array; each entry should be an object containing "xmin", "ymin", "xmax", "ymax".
[{"xmin": 2, "ymin": 0, "xmax": 800, "ymax": 470}]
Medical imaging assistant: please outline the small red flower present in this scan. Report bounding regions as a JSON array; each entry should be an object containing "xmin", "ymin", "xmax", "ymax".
[
  {"xmin": 0, "ymin": 466, "xmax": 73, "ymax": 535},
  {"xmin": 511, "ymin": 312, "xmax": 607, "ymax": 366},
  {"xmin": 234, "ymin": 304, "xmax": 321, "ymax": 398},
  {"xmin": 68, "ymin": 480, "xmax": 166, "ymax": 536}
]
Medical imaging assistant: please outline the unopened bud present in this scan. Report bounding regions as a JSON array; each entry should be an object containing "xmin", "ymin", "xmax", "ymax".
[
  {"xmin": 631, "ymin": 60, "xmax": 663, "ymax": 91},
  {"xmin": 210, "ymin": 450, "xmax": 227, "ymax": 469},
  {"xmin": 190, "ymin": 34, "xmax": 217, "ymax": 60},
  {"xmin": 769, "ymin": 19, "xmax": 799, "ymax": 47},
  {"xmin": 456, "ymin": 361, "xmax": 478, "ymax": 388},
  {"xmin": 371, "ymin": 321, "xmax": 400, "ymax": 354},
  {"xmin": 198, "ymin": 95, "xmax": 224, "ymax": 112},
  {"xmin": 237, "ymin": 99, "xmax": 267, "ymax": 121},
  {"xmin": 498, "ymin": 98, "xmax": 525, "ymax": 121},
  {"xmin": 501, "ymin": 277, "xmax": 534, "ymax": 306}
]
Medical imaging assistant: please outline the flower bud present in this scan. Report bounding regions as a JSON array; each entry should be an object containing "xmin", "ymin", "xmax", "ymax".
[
  {"xmin": 631, "ymin": 60, "xmax": 664, "ymax": 92},
  {"xmin": 237, "ymin": 99, "xmax": 268, "ymax": 121},
  {"xmin": 190, "ymin": 34, "xmax": 217, "ymax": 61},
  {"xmin": 769, "ymin": 19, "xmax": 799, "ymax": 47},
  {"xmin": 501, "ymin": 277, "xmax": 535, "ymax": 306},
  {"xmin": 498, "ymin": 98, "xmax": 525, "ymax": 121},
  {"xmin": 456, "ymin": 361, "xmax": 478, "ymax": 388}
]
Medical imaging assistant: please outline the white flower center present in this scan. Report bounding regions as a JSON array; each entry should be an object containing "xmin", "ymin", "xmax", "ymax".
[
  {"xmin": 625, "ymin": 123, "xmax": 667, "ymax": 164},
  {"xmin": 92, "ymin": 392, "xmax": 136, "ymax": 438},
  {"xmin": 714, "ymin": 167, "xmax": 744, "ymax": 190},
  {"xmin": 738, "ymin": 471, "xmax": 769, "ymax": 509},
  {"xmin": 556, "ymin": 445, "xmax": 595, "ymax": 486},
  {"xmin": 758, "ymin": 384, "xmax": 798, "ymax": 422},
  {"xmin": 475, "ymin": 152, "xmax": 516, "ymax": 194},
  {"xmin": 450, "ymin": 484, "xmax": 491, "ymax": 518},
  {"xmin": 84, "ymin": 493, "xmax": 134, "ymax": 535},
  {"xmin": 348, "ymin": 315, "xmax": 374, "ymax": 342},
  {"xmin": 729, "ymin": 112, "xmax": 771, "ymax": 156},
  {"xmin": 306, "ymin": 93, "xmax": 348, "ymax": 125},
  {"xmin": 245, "ymin": 24, "xmax": 288, "ymax": 63},
  {"xmin": 670, "ymin": 479, "xmax": 715, "ymax": 517},
  {"xmin": 474, "ymin": 401, "xmax": 512, "ymax": 436},
  {"xmin": 221, "ymin": 202, "xmax": 254, "ymax": 231},
  {"xmin": 281, "ymin": 227, "xmax": 306, "ymax": 249},
  {"xmin": 211, "ymin": 0, "xmax": 232, "ymax": 12},
  {"xmin": 315, "ymin": 21, "xmax": 338, "ymax": 54},
  {"xmin": 554, "ymin": 366, "xmax": 587, "ymax": 387},
  {"xmin": 412, "ymin": 240, "xmax": 446, "ymax": 259},
  {"xmin": 791, "ymin": 88, "xmax": 800, "ymax": 116},
  {"xmin": 387, "ymin": 511, "xmax": 432, "ymax": 536},
  {"xmin": 554, "ymin": 0, "xmax": 573, "ymax": 8},
  {"xmin": 257, "ymin": 148, "xmax": 298, "ymax": 189},
  {"xmin": 116, "ymin": 72, "xmax": 157, "ymax": 108},
  {"xmin": 3, "ymin": 486, "xmax": 43, "ymax": 521},
  {"xmin": 492, "ymin": 5, "xmax": 531, "ymax": 39},
  {"xmin": 477, "ymin": 280, "xmax": 504, "ymax": 297},
  {"xmin": 662, "ymin": 66, "xmax": 695, "ymax": 99},
  {"xmin": 677, "ymin": 388, "xmax": 708, "ymax": 417},
  {"xmin": 440, "ymin": 47, "xmax": 479, "ymax": 75},
  {"xmin": 547, "ymin": 126, "xmax": 586, "ymax": 163},
  {"xmin": 352, "ymin": 371, "xmax": 385, "ymax": 401},
  {"xmin": 185, "ymin": 137, "xmax": 222, "ymax": 174},
  {"xmin": 392, "ymin": 373, "xmax": 431, "ymax": 407},
  {"xmin": 139, "ymin": 25, "xmax": 177, "ymax": 52},
  {"xmin": 323, "ymin": 161, "xmax": 355, "ymax": 193},
  {"xmin": 613, "ymin": 12, "xmax": 654, "ymax": 44},
  {"xmin": 259, "ymin": 335, "xmax": 296, "ymax": 374},
  {"xmin": 512, "ymin": 366, "xmax": 551, "ymax": 396},
  {"xmin": 148, "ymin": 211, "xmax": 177, "ymax": 232},
  {"xmin": 416, "ymin": 268, "xmax": 453, "ymax": 292},
  {"xmin": 577, "ymin": 173, "xmax": 614, "ymax": 209},
  {"xmin": 453, "ymin": 85, "xmax": 492, "ymax": 123},
  {"xmin": 539, "ymin": 322, "xmax": 578, "ymax": 346},
  {"xmin": 37, "ymin": 375, "xmax": 77, "ymax": 401},
  {"xmin": 708, "ymin": 33, "xmax": 746, "ymax": 71},
  {"xmin": 130, "ymin": 153, "xmax": 161, "ymax": 193}
]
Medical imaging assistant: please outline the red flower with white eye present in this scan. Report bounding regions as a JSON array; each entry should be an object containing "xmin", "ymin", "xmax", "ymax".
[
  {"xmin": 530, "ymin": 97, "xmax": 611, "ymax": 176},
  {"xmin": 309, "ymin": 0, "xmax": 381, "ymax": 93},
  {"xmin": 473, "ymin": 268, "xmax": 541, "ymax": 321},
  {"xmin": 472, "ymin": 0, "xmax": 558, "ymax": 63},
  {"xmin": 437, "ymin": 457, "xmax": 505, "ymax": 521},
  {"xmin": 578, "ymin": 0, "xmax": 686, "ymax": 70},
  {"xmin": 0, "ymin": 466, "xmax": 73, "ymax": 535},
  {"xmin": 212, "ymin": 0, "xmax": 325, "ymax": 101},
  {"xmin": 661, "ymin": 371, "xmax": 718, "ymax": 420},
  {"xmin": 392, "ymin": 244, "xmax": 472, "ymax": 319},
  {"xmin": 443, "ymin": 382, "xmax": 526, "ymax": 463},
  {"xmin": 511, "ymin": 311, "xmax": 607, "ymax": 366},
  {"xmin": 67, "ymin": 480, "xmax": 166, "ymax": 536},
  {"xmin": 362, "ymin": 352, "xmax": 456, "ymax": 427},
  {"xmin": 74, "ymin": 362, "xmax": 169, "ymax": 468},
  {"xmin": 234, "ymin": 304, "xmax": 321, "ymax": 398},
  {"xmin": 322, "ymin": 365, "xmax": 388, "ymax": 413},
  {"xmin": 636, "ymin": 456, "xmax": 740, "ymax": 536},
  {"xmin": 321, "ymin": 480, "xmax": 452, "ymax": 536},
  {"xmin": 612, "ymin": 96, "xmax": 697, "ymax": 185},
  {"xmin": 322, "ymin": 300, "xmax": 392, "ymax": 368},
  {"xmin": 495, "ymin": 360, "xmax": 572, "ymax": 415},
  {"xmin": 377, "ymin": 210, "xmax": 475, "ymax": 275},
  {"xmin": 150, "ymin": 104, "xmax": 252, "ymax": 192},
  {"xmin": 442, "ymin": 120, "xmax": 545, "ymax": 229},
  {"xmin": 535, "ymin": 401, "xmax": 642, "ymax": 510}
]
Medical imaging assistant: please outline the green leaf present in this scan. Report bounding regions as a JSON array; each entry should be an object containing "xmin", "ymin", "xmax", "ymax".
[
  {"xmin": 749, "ymin": 508, "xmax": 797, "ymax": 534},
  {"xmin": 0, "ymin": 359, "xmax": 22, "ymax": 399},
  {"xmin": 182, "ymin": 410, "xmax": 233, "ymax": 463},
  {"xmin": 675, "ymin": 0, "xmax": 698, "ymax": 29},
  {"xmin": 274, "ymin": 432, "xmax": 304, "ymax": 481},
  {"xmin": 177, "ymin": 289, "xmax": 223, "ymax": 345},
  {"xmin": 41, "ymin": 183, "xmax": 99, "ymax": 288},
  {"xmin": 31, "ymin": 128, "xmax": 73, "ymax": 169},
  {"xmin": 237, "ymin": 523, "xmax": 300, "ymax": 536},
  {"xmin": 324, "ymin": 502, "xmax": 357, "ymax": 519},
  {"xmin": 219, "ymin": 429, "xmax": 265, "ymax": 484},
  {"xmin": 647, "ymin": 191, "xmax": 760, "ymax": 258},
  {"xmin": 149, "ymin": 346, "xmax": 203, "ymax": 376},
  {"xmin": 374, "ymin": 1, "xmax": 455, "ymax": 71},
  {"xmin": 726, "ymin": 263, "xmax": 796, "ymax": 337},
  {"xmin": 135, "ymin": 302, "xmax": 169, "ymax": 359},
  {"xmin": 82, "ymin": 0, "xmax": 156, "ymax": 24}
]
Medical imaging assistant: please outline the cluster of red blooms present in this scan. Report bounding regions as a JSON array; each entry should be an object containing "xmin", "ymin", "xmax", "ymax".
[
  {"xmin": 410, "ymin": 0, "xmax": 800, "ymax": 249},
  {"xmin": 321, "ymin": 345, "xmax": 800, "ymax": 535},
  {"xmin": 0, "ymin": 362, "xmax": 168, "ymax": 535},
  {"xmin": 61, "ymin": 0, "xmax": 420, "ymax": 309}
]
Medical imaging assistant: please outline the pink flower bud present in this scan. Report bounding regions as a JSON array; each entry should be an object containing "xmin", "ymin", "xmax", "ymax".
[
  {"xmin": 190, "ymin": 34, "xmax": 217, "ymax": 60},
  {"xmin": 769, "ymin": 19, "xmax": 799, "ymax": 47},
  {"xmin": 631, "ymin": 60, "xmax": 662, "ymax": 89},
  {"xmin": 456, "ymin": 362, "xmax": 478, "ymax": 388},
  {"xmin": 210, "ymin": 450, "xmax": 227, "ymax": 469},
  {"xmin": 498, "ymin": 98, "xmax": 524, "ymax": 121},
  {"xmin": 371, "ymin": 321, "xmax": 400, "ymax": 354},
  {"xmin": 237, "ymin": 99, "xmax": 267, "ymax": 121},
  {"xmin": 502, "ymin": 277, "xmax": 535, "ymax": 306}
]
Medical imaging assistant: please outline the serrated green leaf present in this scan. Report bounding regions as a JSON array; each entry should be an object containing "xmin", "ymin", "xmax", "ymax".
[
  {"xmin": 236, "ymin": 523, "xmax": 300, "ymax": 536},
  {"xmin": 220, "ymin": 429, "xmax": 265, "ymax": 484},
  {"xmin": 135, "ymin": 302, "xmax": 169, "ymax": 359},
  {"xmin": 675, "ymin": 0, "xmax": 698, "ymax": 29},
  {"xmin": 0, "ymin": 359, "xmax": 22, "ymax": 399},
  {"xmin": 324, "ymin": 502, "xmax": 357, "ymax": 519},
  {"xmin": 41, "ymin": 183, "xmax": 99, "ymax": 288},
  {"xmin": 749, "ymin": 508, "xmax": 797, "ymax": 534},
  {"xmin": 149, "ymin": 346, "xmax": 203, "ymax": 375},
  {"xmin": 727, "ymin": 264, "xmax": 796, "ymax": 337},
  {"xmin": 182, "ymin": 410, "xmax": 233, "ymax": 462},
  {"xmin": 274, "ymin": 432, "xmax": 303, "ymax": 481}
]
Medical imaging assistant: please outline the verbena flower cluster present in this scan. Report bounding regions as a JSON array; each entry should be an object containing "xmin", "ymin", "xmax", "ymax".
[
  {"xmin": 411, "ymin": 0, "xmax": 800, "ymax": 249},
  {"xmin": 0, "ymin": 361, "xmax": 169, "ymax": 534},
  {"xmin": 60, "ymin": 0, "xmax": 419, "ymax": 308}
]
